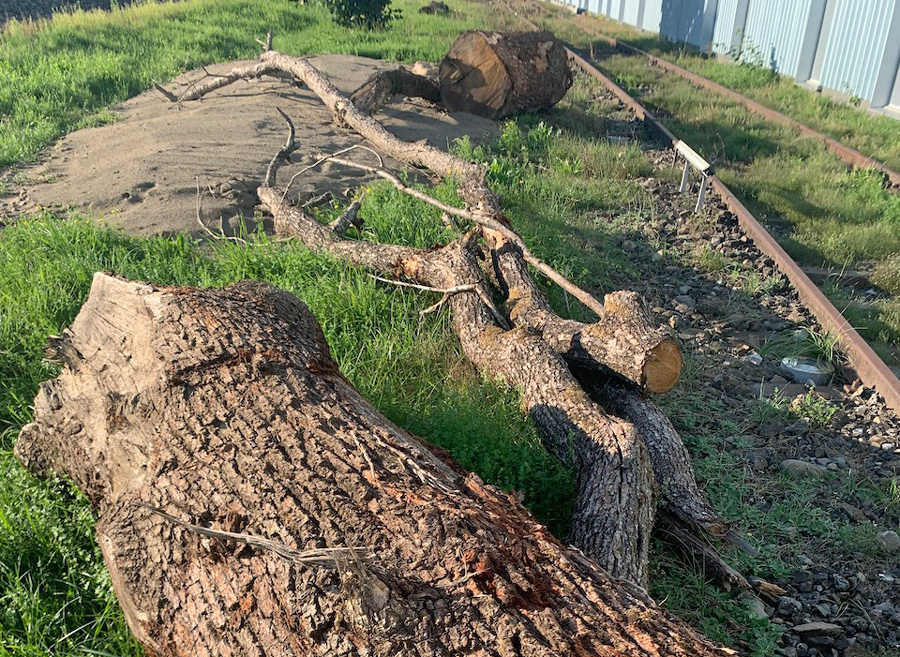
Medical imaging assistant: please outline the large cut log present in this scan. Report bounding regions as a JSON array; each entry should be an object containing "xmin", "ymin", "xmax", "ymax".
[
  {"xmin": 16, "ymin": 273, "xmax": 726, "ymax": 657},
  {"xmin": 439, "ymin": 30, "xmax": 573, "ymax": 119}
]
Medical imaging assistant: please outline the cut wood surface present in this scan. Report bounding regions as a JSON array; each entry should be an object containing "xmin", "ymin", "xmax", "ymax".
[
  {"xmin": 439, "ymin": 30, "xmax": 573, "ymax": 119},
  {"xmin": 16, "ymin": 273, "xmax": 727, "ymax": 657}
]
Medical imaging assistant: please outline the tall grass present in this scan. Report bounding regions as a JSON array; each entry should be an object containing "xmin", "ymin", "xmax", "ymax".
[
  {"xmin": 0, "ymin": 202, "xmax": 574, "ymax": 655},
  {"xmin": 541, "ymin": 23, "xmax": 900, "ymax": 358}
]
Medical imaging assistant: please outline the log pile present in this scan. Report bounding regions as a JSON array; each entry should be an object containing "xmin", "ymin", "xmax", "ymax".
[{"xmin": 16, "ymin": 37, "xmax": 760, "ymax": 655}]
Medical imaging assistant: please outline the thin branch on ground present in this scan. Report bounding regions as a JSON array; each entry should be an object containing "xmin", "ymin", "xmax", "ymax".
[{"xmin": 370, "ymin": 275, "xmax": 509, "ymax": 327}]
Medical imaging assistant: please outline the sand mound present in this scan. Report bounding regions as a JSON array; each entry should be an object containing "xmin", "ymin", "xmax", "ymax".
[{"xmin": 11, "ymin": 55, "xmax": 497, "ymax": 237}]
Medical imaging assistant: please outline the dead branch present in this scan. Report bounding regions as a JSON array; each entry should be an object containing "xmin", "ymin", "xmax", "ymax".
[{"xmin": 349, "ymin": 67, "xmax": 442, "ymax": 115}]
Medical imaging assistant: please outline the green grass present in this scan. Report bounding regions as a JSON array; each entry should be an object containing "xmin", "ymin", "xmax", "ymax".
[
  {"xmin": 539, "ymin": 9, "xmax": 900, "ymax": 173},
  {"xmin": 0, "ymin": 63, "xmax": 775, "ymax": 653},
  {"xmin": 0, "ymin": 206, "xmax": 577, "ymax": 656},
  {"xmin": 0, "ymin": 0, "xmax": 520, "ymax": 166}
]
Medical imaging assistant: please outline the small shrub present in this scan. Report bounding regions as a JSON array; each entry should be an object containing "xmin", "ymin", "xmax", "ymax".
[{"xmin": 322, "ymin": 0, "xmax": 400, "ymax": 29}]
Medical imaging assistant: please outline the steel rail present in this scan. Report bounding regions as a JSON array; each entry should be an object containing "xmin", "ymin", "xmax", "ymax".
[
  {"xmin": 523, "ymin": 15, "xmax": 900, "ymax": 413},
  {"xmin": 573, "ymin": 19, "xmax": 900, "ymax": 189}
]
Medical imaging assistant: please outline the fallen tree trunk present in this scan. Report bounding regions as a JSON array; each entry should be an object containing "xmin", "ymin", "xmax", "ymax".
[
  {"xmin": 17, "ymin": 273, "xmax": 727, "ymax": 657},
  {"xmin": 439, "ymin": 30, "xmax": 572, "ymax": 119}
]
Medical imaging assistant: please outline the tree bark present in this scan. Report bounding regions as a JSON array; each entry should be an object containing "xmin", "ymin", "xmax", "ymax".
[
  {"xmin": 16, "ymin": 273, "xmax": 726, "ymax": 657},
  {"xmin": 439, "ymin": 30, "xmax": 573, "ymax": 119},
  {"xmin": 491, "ymin": 241, "xmax": 681, "ymax": 394},
  {"xmin": 157, "ymin": 50, "xmax": 747, "ymax": 589}
]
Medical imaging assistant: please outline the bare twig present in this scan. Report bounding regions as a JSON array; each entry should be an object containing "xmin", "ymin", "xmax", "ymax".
[
  {"xmin": 256, "ymin": 31, "xmax": 273, "ymax": 52},
  {"xmin": 295, "ymin": 152, "xmax": 607, "ymax": 317},
  {"xmin": 265, "ymin": 108, "xmax": 300, "ymax": 187},
  {"xmin": 329, "ymin": 199, "xmax": 364, "ymax": 235},
  {"xmin": 281, "ymin": 144, "xmax": 384, "ymax": 204},
  {"xmin": 371, "ymin": 275, "xmax": 476, "ymax": 295},
  {"xmin": 302, "ymin": 191, "xmax": 334, "ymax": 210},
  {"xmin": 152, "ymin": 82, "xmax": 177, "ymax": 102},
  {"xmin": 195, "ymin": 177, "xmax": 247, "ymax": 244},
  {"xmin": 138, "ymin": 503, "xmax": 369, "ymax": 569},
  {"xmin": 370, "ymin": 275, "xmax": 509, "ymax": 328}
]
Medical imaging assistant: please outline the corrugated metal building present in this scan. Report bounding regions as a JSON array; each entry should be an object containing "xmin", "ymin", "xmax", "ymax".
[{"xmin": 560, "ymin": 0, "xmax": 900, "ymax": 117}]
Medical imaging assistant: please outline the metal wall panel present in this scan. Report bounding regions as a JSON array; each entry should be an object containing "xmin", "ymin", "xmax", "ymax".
[
  {"xmin": 641, "ymin": 0, "xmax": 664, "ymax": 31},
  {"xmin": 622, "ymin": 0, "xmax": 641, "ymax": 26},
  {"xmin": 742, "ymin": 0, "xmax": 813, "ymax": 76},
  {"xmin": 607, "ymin": 0, "xmax": 623, "ymax": 19},
  {"xmin": 711, "ymin": 0, "xmax": 741, "ymax": 54},
  {"xmin": 819, "ymin": 0, "xmax": 897, "ymax": 102},
  {"xmin": 666, "ymin": 0, "xmax": 717, "ymax": 48}
]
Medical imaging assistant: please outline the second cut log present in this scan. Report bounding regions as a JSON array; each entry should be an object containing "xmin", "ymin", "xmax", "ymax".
[{"xmin": 439, "ymin": 30, "xmax": 573, "ymax": 119}]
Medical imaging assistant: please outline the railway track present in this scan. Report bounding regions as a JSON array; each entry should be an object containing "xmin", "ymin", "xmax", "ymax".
[
  {"xmin": 571, "ymin": 19, "xmax": 900, "ymax": 190},
  {"xmin": 514, "ymin": 12, "xmax": 900, "ymax": 416}
]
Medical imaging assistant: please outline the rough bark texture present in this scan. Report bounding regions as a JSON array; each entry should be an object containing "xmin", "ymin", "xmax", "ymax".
[
  {"xmin": 16, "ymin": 273, "xmax": 725, "ymax": 657},
  {"xmin": 349, "ymin": 67, "xmax": 442, "ymax": 115},
  {"xmin": 157, "ymin": 50, "xmax": 744, "ymax": 591},
  {"xmin": 439, "ymin": 30, "xmax": 573, "ymax": 119}
]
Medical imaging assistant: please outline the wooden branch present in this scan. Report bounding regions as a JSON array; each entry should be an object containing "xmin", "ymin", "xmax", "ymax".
[
  {"xmin": 259, "ymin": 182, "xmax": 655, "ymax": 584},
  {"xmin": 164, "ymin": 50, "xmax": 608, "ymax": 318},
  {"xmin": 329, "ymin": 199, "xmax": 363, "ymax": 235},
  {"xmin": 349, "ymin": 67, "xmax": 441, "ymax": 115},
  {"xmin": 265, "ymin": 108, "xmax": 300, "ymax": 187},
  {"xmin": 139, "ymin": 504, "xmax": 369, "ymax": 569},
  {"xmin": 490, "ymin": 240, "xmax": 682, "ymax": 393}
]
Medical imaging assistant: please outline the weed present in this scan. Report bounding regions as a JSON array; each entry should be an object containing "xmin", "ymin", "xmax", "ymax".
[
  {"xmin": 798, "ymin": 327, "xmax": 842, "ymax": 366},
  {"xmin": 790, "ymin": 390, "xmax": 838, "ymax": 428},
  {"xmin": 693, "ymin": 243, "xmax": 727, "ymax": 273}
]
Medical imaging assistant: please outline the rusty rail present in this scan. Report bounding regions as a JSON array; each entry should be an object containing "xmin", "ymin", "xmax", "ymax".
[
  {"xmin": 574, "ymin": 19, "xmax": 900, "ymax": 188},
  {"xmin": 549, "ymin": 28, "xmax": 900, "ymax": 413}
]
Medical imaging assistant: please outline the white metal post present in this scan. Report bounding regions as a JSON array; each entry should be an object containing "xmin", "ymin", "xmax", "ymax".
[
  {"xmin": 695, "ymin": 175, "xmax": 709, "ymax": 213},
  {"xmin": 679, "ymin": 161, "xmax": 690, "ymax": 193}
]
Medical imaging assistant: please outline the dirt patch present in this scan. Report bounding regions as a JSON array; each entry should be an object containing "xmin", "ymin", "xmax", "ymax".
[{"xmin": 4, "ymin": 55, "xmax": 497, "ymax": 236}]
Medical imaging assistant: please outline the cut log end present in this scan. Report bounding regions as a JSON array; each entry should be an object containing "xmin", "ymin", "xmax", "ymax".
[
  {"xmin": 439, "ymin": 30, "xmax": 572, "ymax": 119},
  {"xmin": 645, "ymin": 339, "xmax": 683, "ymax": 393}
]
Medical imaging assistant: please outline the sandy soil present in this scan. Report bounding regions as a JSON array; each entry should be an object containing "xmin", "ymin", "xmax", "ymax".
[{"xmin": 8, "ymin": 54, "xmax": 497, "ymax": 237}]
